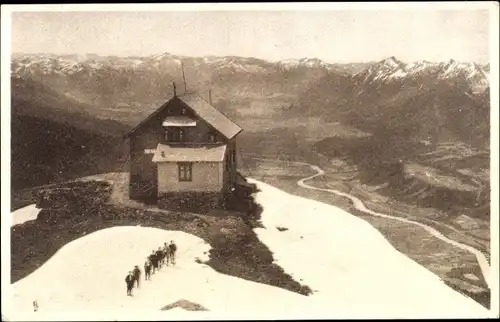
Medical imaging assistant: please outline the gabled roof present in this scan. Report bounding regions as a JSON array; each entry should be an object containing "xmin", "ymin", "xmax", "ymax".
[
  {"xmin": 152, "ymin": 143, "xmax": 227, "ymax": 163},
  {"xmin": 124, "ymin": 93, "xmax": 242, "ymax": 140},
  {"xmin": 179, "ymin": 93, "xmax": 242, "ymax": 139}
]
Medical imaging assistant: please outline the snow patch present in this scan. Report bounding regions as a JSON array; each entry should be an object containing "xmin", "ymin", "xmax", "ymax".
[
  {"xmin": 464, "ymin": 274, "xmax": 480, "ymax": 281},
  {"xmin": 277, "ymin": 58, "xmax": 332, "ymax": 71},
  {"xmin": 390, "ymin": 69, "xmax": 408, "ymax": 78},
  {"xmin": 11, "ymin": 204, "xmax": 42, "ymax": 226}
]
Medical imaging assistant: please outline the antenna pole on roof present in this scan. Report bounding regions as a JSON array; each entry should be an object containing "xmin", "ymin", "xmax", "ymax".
[
  {"xmin": 209, "ymin": 89, "xmax": 213, "ymax": 105},
  {"xmin": 172, "ymin": 82, "xmax": 176, "ymax": 97},
  {"xmin": 181, "ymin": 61, "xmax": 187, "ymax": 94}
]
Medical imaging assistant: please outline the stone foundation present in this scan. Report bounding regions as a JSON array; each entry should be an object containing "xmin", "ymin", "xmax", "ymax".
[{"xmin": 158, "ymin": 191, "xmax": 223, "ymax": 213}]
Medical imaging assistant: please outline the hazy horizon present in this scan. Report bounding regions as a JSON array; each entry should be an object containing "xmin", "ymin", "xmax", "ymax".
[
  {"xmin": 11, "ymin": 9, "xmax": 491, "ymax": 64},
  {"xmin": 10, "ymin": 51, "xmax": 491, "ymax": 65}
]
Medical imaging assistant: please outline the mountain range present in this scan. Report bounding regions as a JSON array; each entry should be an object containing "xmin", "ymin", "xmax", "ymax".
[
  {"xmin": 11, "ymin": 53, "xmax": 372, "ymax": 123},
  {"xmin": 12, "ymin": 52, "xmax": 370, "ymax": 78},
  {"xmin": 11, "ymin": 53, "xmax": 489, "ymax": 91},
  {"xmin": 10, "ymin": 52, "xmax": 491, "ymax": 190},
  {"xmin": 11, "ymin": 52, "xmax": 489, "ymax": 119},
  {"xmin": 353, "ymin": 56, "xmax": 489, "ymax": 92},
  {"xmin": 298, "ymin": 56, "xmax": 490, "ymax": 150}
]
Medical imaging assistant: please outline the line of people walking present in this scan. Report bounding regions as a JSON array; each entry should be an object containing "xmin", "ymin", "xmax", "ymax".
[{"xmin": 125, "ymin": 240, "xmax": 177, "ymax": 296}]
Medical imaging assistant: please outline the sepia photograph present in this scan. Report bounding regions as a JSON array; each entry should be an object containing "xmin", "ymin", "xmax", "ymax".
[{"xmin": 1, "ymin": 2, "xmax": 499, "ymax": 320}]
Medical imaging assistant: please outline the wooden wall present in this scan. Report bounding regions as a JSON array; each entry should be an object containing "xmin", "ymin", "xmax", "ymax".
[
  {"xmin": 157, "ymin": 161, "xmax": 223, "ymax": 193},
  {"xmin": 129, "ymin": 127, "xmax": 159, "ymax": 200}
]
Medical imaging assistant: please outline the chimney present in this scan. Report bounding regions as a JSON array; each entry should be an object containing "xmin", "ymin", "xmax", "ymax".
[
  {"xmin": 181, "ymin": 62, "xmax": 187, "ymax": 94},
  {"xmin": 172, "ymin": 82, "xmax": 177, "ymax": 96},
  {"xmin": 208, "ymin": 89, "xmax": 213, "ymax": 105}
]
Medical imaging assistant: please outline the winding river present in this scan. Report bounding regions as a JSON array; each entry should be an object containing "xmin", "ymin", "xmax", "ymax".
[{"xmin": 292, "ymin": 161, "xmax": 491, "ymax": 289}]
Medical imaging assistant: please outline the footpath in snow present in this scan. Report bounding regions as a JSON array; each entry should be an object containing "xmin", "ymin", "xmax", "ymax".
[{"xmin": 249, "ymin": 178, "xmax": 491, "ymax": 319}]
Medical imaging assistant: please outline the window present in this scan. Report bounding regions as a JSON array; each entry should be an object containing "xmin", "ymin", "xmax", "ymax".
[
  {"xmin": 181, "ymin": 107, "xmax": 187, "ymax": 115},
  {"xmin": 178, "ymin": 162, "xmax": 193, "ymax": 182},
  {"xmin": 165, "ymin": 128, "xmax": 185, "ymax": 142},
  {"xmin": 208, "ymin": 131, "xmax": 217, "ymax": 143}
]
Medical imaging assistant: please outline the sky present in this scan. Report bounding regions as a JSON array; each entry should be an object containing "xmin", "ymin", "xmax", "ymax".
[{"xmin": 10, "ymin": 7, "xmax": 491, "ymax": 64}]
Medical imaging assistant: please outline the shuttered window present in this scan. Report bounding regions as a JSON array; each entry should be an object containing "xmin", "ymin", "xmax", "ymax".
[{"xmin": 178, "ymin": 162, "xmax": 193, "ymax": 182}]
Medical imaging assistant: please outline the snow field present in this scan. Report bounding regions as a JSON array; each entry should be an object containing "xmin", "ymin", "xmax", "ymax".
[
  {"xmin": 6, "ymin": 180, "xmax": 492, "ymax": 320},
  {"xmin": 5, "ymin": 226, "xmax": 313, "ymax": 321},
  {"xmin": 249, "ymin": 179, "xmax": 490, "ymax": 318}
]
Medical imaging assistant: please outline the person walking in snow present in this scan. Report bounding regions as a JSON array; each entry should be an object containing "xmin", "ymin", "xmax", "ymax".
[
  {"xmin": 168, "ymin": 240, "xmax": 177, "ymax": 266},
  {"xmin": 144, "ymin": 257, "xmax": 152, "ymax": 280},
  {"xmin": 163, "ymin": 242, "xmax": 170, "ymax": 266},
  {"xmin": 159, "ymin": 246, "xmax": 166, "ymax": 267},
  {"xmin": 149, "ymin": 250, "xmax": 158, "ymax": 274},
  {"xmin": 33, "ymin": 300, "xmax": 39, "ymax": 312},
  {"xmin": 156, "ymin": 247, "xmax": 164, "ymax": 270},
  {"xmin": 163, "ymin": 247, "xmax": 167, "ymax": 266},
  {"xmin": 133, "ymin": 265, "xmax": 141, "ymax": 288},
  {"xmin": 125, "ymin": 271, "xmax": 135, "ymax": 296}
]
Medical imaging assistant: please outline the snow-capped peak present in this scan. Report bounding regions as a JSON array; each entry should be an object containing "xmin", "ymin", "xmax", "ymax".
[
  {"xmin": 151, "ymin": 52, "xmax": 176, "ymax": 61},
  {"xmin": 440, "ymin": 60, "xmax": 486, "ymax": 79},
  {"xmin": 354, "ymin": 56, "xmax": 406, "ymax": 83},
  {"xmin": 380, "ymin": 56, "xmax": 403, "ymax": 69},
  {"xmin": 353, "ymin": 56, "xmax": 489, "ymax": 91}
]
